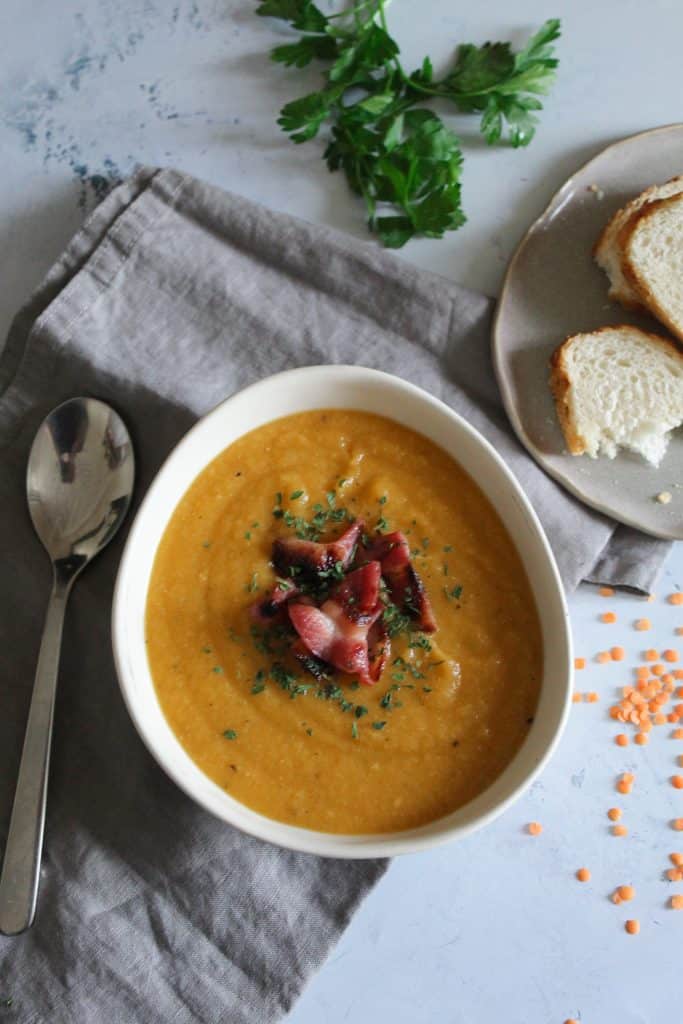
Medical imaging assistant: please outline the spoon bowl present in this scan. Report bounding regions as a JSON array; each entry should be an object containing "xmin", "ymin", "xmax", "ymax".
[
  {"xmin": 0, "ymin": 397, "xmax": 134, "ymax": 935},
  {"xmin": 27, "ymin": 398, "xmax": 134, "ymax": 572}
]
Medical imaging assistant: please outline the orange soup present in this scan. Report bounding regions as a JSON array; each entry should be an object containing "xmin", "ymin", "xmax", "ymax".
[{"xmin": 146, "ymin": 410, "xmax": 542, "ymax": 833}]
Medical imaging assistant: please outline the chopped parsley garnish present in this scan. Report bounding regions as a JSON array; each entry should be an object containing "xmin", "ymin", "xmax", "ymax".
[
  {"xmin": 372, "ymin": 721, "xmax": 387, "ymax": 731},
  {"xmin": 378, "ymin": 495, "xmax": 387, "ymax": 505},
  {"xmin": 445, "ymin": 584, "xmax": 463, "ymax": 600},
  {"xmin": 375, "ymin": 515, "xmax": 389, "ymax": 532},
  {"xmin": 382, "ymin": 602, "xmax": 411, "ymax": 637},
  {"xmin": 423, "ymin": 686, "xmax": 433, "ymax": 693},
  {"xmin": 251, "ymin": 669, "xmax": 267, "ymax": 694},
  {"xmin": 202, "ymin": 540, "xmax": 211, "ymax": 549},
  {"xmin": 212, "ymin": 665, "xmax": 224, "ymax": 674},
  {"xmin": 443, "ymin": 563, "xmax": 449, "ymax": 576},
  {"xmin": 351, "ymin": 721, "xmax": 359, "ymax": 739},
  {"xmin": 290, "ymin": 489, "xmax": 304, "ymax": 500},
  {"xmin": 354, "ymin": 705, "xmax": 368, "ymax": 718},
  {"xmin": 201, "ymin": 645, "xmax": 212, "ymax": 654},
  {"xmin": 443, "ymin": 545, "xmax": 453, "ymax": 553},
  {"xmin": 408, "ymin": 634, "xmax": 432, "ymax": 652},
  {"xmin": 223, "ymin": 729, "xmax": 238, "ymax": 740},
  {"xmin": 306, "ymin": 727, "xmax": 313, "ymax": 736},
  {"xmin": 244, "ymin": 531, "xmax": 251, "ymax": 540},
  {"xmin": 246, "ymin": 572, "xmax": 259, "ymax": 593}
]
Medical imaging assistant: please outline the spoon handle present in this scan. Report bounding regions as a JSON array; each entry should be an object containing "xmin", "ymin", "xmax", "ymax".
[{"xmin": 0, "ymin": 575, "xmax": 69, "ymax": 935}]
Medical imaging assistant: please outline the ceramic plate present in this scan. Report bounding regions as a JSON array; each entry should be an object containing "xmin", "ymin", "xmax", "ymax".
[{"xmin": 493, "ymin": 124, "xmax": 683, "ymax": 541}]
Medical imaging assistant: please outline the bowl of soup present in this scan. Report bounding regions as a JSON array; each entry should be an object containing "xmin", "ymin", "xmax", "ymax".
[{"xmin": 112, "ymin": 365, "xmax": 571, "ymax": 857}]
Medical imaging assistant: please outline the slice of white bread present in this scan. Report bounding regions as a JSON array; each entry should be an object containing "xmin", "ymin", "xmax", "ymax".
[
  {"xmin": 593, "ymin": 175, "xmax": 683, "ymax": 310},
  {"xmin": 550, "ymin": 325, "xmax": 683, "ymax": 466},
  {"xmin": 620, "ymin": 192, "xmax": 683, "ymax": 343}
]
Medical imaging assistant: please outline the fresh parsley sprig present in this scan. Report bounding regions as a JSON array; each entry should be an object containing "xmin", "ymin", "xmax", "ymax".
[{"xmin": 257, "ymin": 1, "xmax": 560, "ymax": 247}]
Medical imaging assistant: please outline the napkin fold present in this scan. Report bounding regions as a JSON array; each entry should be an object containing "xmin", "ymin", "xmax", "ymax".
[{"xmin": 0, "ymin": 167, "xmax": 670, "ymax": 1024}]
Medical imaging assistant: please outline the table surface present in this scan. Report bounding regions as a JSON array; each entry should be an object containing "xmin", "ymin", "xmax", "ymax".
[{"xmin": 2, "ymin": 1, "xmax": 682, "ymax": 1021}]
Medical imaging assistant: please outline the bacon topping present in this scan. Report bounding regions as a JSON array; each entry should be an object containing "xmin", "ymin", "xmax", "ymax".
[
  {"xmin": 287, "ymin": 564, "xmax": 384, "ymax": 686},
  {"xmin": 364, "ymin": 531, "xmax": 437, "ymax": 633},
  {"xmin": 272, "ymin": 519, "xmax": 363, "ymax": 577}
]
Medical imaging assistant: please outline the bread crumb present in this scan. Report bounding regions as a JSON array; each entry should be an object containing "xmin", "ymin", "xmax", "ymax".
[{"xmin": 656, "ymin": 491, "xmax": 672, "ymax": 504}]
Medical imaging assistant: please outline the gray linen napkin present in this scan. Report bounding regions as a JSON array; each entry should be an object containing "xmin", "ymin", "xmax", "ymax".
[{"xmin": 0, "ymin": 167, "xmax": 670, "ymax": 1024}]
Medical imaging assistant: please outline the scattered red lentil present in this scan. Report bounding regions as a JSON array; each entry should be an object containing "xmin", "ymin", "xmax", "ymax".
[
  {"xmin": 607, "ymin": 807, "xmax": 622, "ymax": 821},
  {"xmin": 617, "ymin": 884, "xmax": 635, "ymax": 901},
  {"xmin": 645, "ymin": 649, "xmax": 659, "ymax": 661},
  {"xmin": 634, "ymin": 732, "xmax": 648, "ymax": 745},
  {"xmin": 527, "ymin": 822, "xmax": 542, "ymax": 836},
  {"xmin": 675, "ymin": 670, "xmax": 683, "ymax": 680},
  {"xmin": 601, "ymin": 611, "xmax": 617, "ymax": 624},
  {"xmin": 670, "ymin": 853, "xmax": 683, "ymax": 866},
  {"xmin": 668, "ymin": 593, "xmax": 683, "ymax": 606},
  {"xmin": 671, "ymin": 776, "xmax": 683, "ymax": 789},
  {"xmin": 666, "ymin": 868, "xmax": 683, "ymax": 882},
  {"xmin": 625, "ymin": 919, "xmax": 640, "ymax": 935},
  {"xmin": 576, "ymin": 868, "xmax": 590, "ymax": 882},
  {"xmin": 663, "ymin": 649, "xmax": 680, "ymax": 663},
  {"xmin": 671, "ymin": 895, "xmax": 683, "ymax": 910},
  {"xmin": 673, "ymin": 819, "xmax": 683, "ymax": 831},
  {"xmin": 585, "ymin": 692, "xmax": 599, "ymax": 703},
  {"xmin": 610, "ymin": 646, "xmax": 625, "ymax": 661},
  {"xmin": 612, "ymin": 825, "xmax": 627, "ymax": 837},
  {"xmin": 636, "ymin": 666, "xmax": 650, "ymax": 679},
  {"xmin": 651, "ymin": 663, "xmax": 666, "ymax": 676},
  {"xmin": 572, "ymin": 692, "xmax": 582, "ymax": 703},
  {"xmin": 615, "ymin": 734, "xmax": 629, "ymax": 747},
  {"xmin": 599, "ymin": 586, "xmax": 615, "ymax": 597},
  {"xmin": 674, "ymin": 729, "xmax": 683, "ymax": 740},
  {"xmin": 596, "ymin": 651, "xmax": 611, "ymax": 664},
  {"xmin": 676, "ymin": 627, "xmax": 683, "ymax": 636},
  {"xmin": 574, "ymin": 657, "xmax": 586, "ymax": 670},
  {"xmin": 635, "ymin": 618, "xmax": 651, "ymax": 631}
]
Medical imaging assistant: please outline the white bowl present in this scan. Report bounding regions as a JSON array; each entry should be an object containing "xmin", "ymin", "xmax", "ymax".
[{"xmin": 112, "ymin": 366, "xmax": 571, "ymax": 858}]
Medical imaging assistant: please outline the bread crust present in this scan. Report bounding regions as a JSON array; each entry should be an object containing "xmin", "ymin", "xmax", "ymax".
[
  {"xmin": 549, "ymin": 335, "xmax": 587, "ymax": 455},
  {"xmin": 549, "ymin": 325, "xmax": 683, "ymax": 456},
  {"xmin": 620, "ymin": 193, "xmax": 683, "ymax": 344},
  {"xmin": 594, "ymin": 175, "xmax": 683, "ymax": 311}
]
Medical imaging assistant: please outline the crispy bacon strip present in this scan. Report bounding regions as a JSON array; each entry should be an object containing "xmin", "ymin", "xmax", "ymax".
[
  {"xmin": 364, "ymin": 531, "xmax": 437, "ymax": 633},
  {"xmin": 332, "ymin": 559, "xmax": 381, "ymax": 620},
  {"xmin": 287, "ymin": 563, "xmax": 383, "ymax": 685},
  {"xmin": 272, "ymin": 519, "xmax": 363, "ymax": 577}
]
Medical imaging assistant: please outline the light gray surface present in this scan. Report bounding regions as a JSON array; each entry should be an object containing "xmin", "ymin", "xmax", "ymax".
[
  {"xmin": 0, "ymin": 2, "xmax": 682, "ymax": 1022},
  {"xmin": 495, "ymin": 124, "xmax": 683, "ymax": 540}
]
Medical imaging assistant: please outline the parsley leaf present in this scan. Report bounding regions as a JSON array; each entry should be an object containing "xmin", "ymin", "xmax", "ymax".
[{"xmin": 258, "ymin": 3, "xmax": 560, "ymax": 245}]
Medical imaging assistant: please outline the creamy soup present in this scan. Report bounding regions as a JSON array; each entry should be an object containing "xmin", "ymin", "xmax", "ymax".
[{"xmin": 146, "ymin": 410, "xmax": 542, "ymax": 833}]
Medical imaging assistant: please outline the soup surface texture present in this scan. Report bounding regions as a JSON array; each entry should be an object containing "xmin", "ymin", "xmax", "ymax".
[{"xmin": 146, "ymin": 410, "xmax": 542, "ymax": 833}]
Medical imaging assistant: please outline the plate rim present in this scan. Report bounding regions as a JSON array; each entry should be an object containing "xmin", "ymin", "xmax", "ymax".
[{"xmin": 492, "ymin": 121, "xmax": 683, "ymax": 542}]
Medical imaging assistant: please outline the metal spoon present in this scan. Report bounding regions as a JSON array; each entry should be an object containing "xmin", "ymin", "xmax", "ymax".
[{"xmin": 0, "ymin": 397, "xmax": 134, "ymax": 935}]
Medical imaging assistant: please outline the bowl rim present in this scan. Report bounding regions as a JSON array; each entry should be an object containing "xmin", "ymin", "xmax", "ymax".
[{"xmin": 112, "ymin": 364, "xmax": 572, "ymax": 858}]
